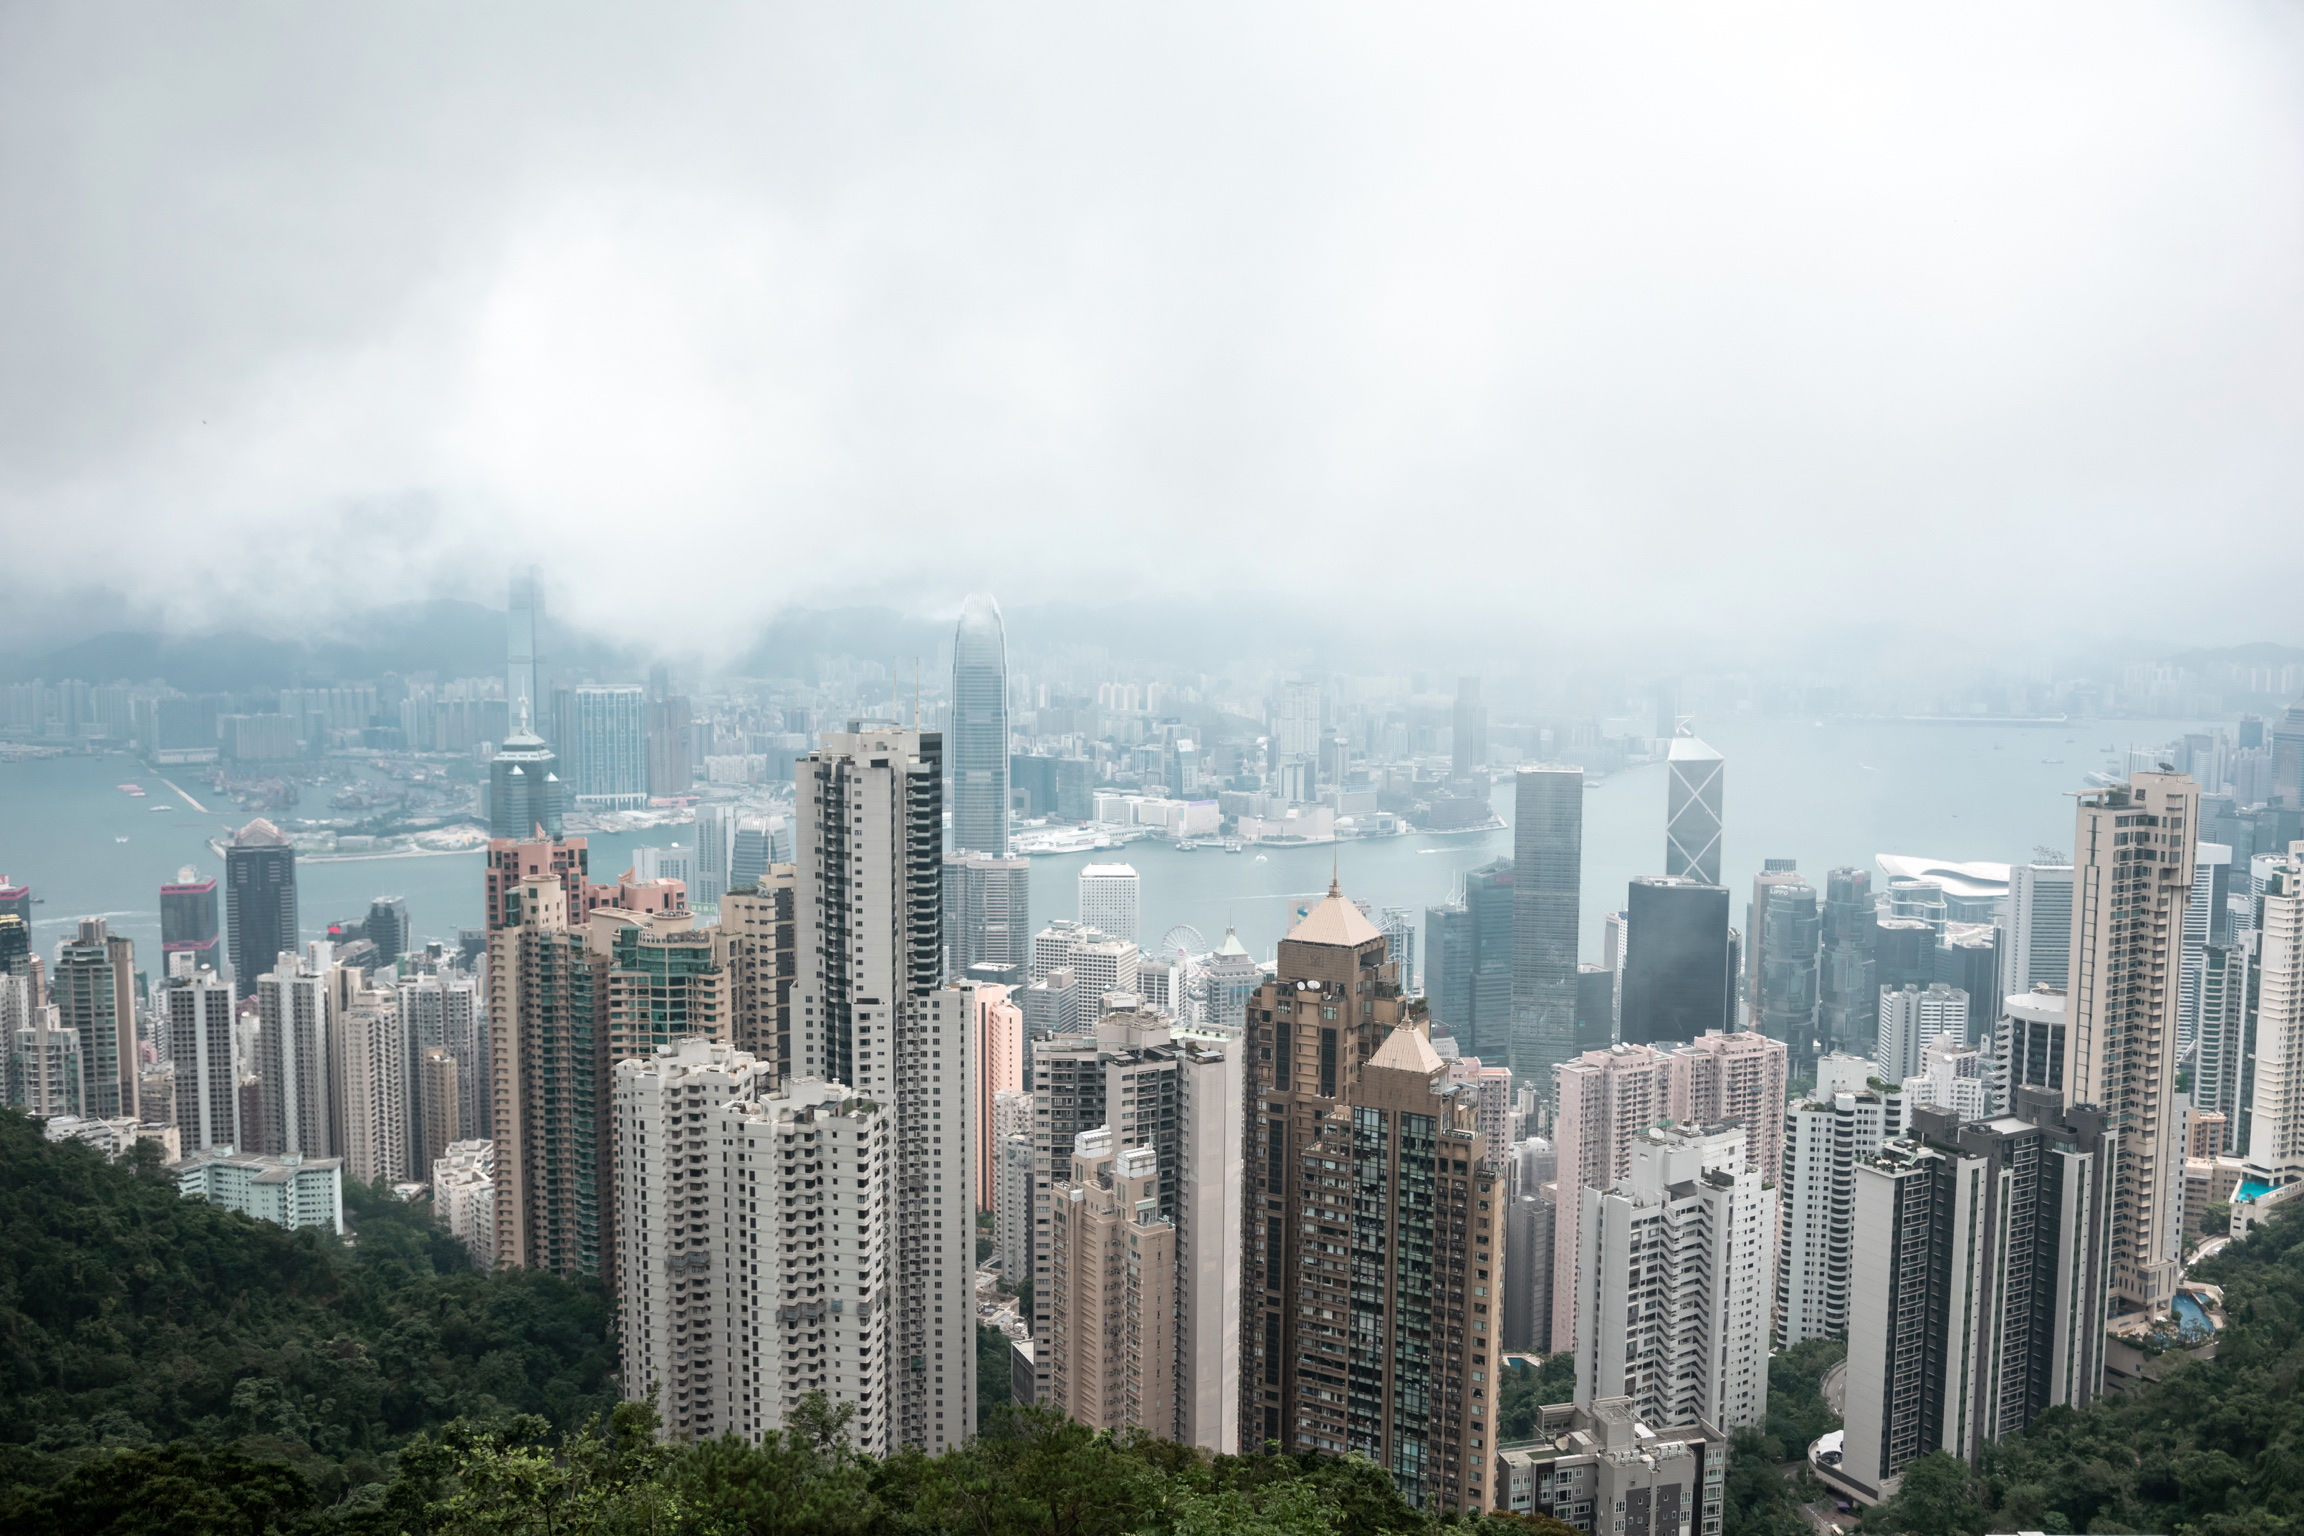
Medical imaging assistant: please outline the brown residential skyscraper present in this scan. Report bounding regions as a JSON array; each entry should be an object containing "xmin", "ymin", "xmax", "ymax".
[{"xmin": 1241, "ymin": 878, "xmax": 1504, "ymax": 1513}]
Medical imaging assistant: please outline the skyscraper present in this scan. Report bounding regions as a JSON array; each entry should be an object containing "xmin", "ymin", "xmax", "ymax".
[
  {"xmin": 488, "ymin": 727, "xmax": 565, "ymax": 840},
  {"xmin": 256, "ymin": 959, "xmax": 333, "ymax": 1158},
  {"xmin": 2193, "ymin": 941, "xmax": 2251, "ymax": 1152},
  {"xmin": 54, "ymin": 918, "xmax": 136, "ymax": 1120},
  {"xmin": 566, "ymin": 686, "xmax": 647, "ymax": 809},
  {"xmin": 226, "ymin": 818, "xmax": 298, "ymax": 999},
  {"xmin": 487, "ymin": 836, "xmax": 611, "ymax": 1280},
  {"xmin": 1048, "ymin": 1130, "xmax": 1177, "ymax": 1433},
  {"xmin": 1875, "ymin": 983, "xmax": 1968, "ymax": 1082},
  {"xmin": 1452, "ymin": 677, "xmax": 1488, "ymax": 785},
  {"xmin": 2003, "ymin": 862, "xmax": 2074, "ymax": 992},
  {"xmin": 719, "ymin": 868, "xmax": 796, "ymax": 1077},
  {"xmin": 161, "ymin": 868, "xmax": 221, "ymax": 975},
  {"xmin": 943, "ymin": 853, "xmax": 1032, "ymax": 979},
  {"xmin": 950, "ymin": 593, "xmax": 1011, "ymax": 856},
  {"xmin": 1546, "ymin": 1031, "xmax": 1790, "ymax": 1350},
  {"xmin": 792, "ymin": 725, "xmax": 975, "ymax": 1451},
  {"xmin": 339, "ymin": 983, "xmax": 408, "ymax": 1188},
  {"xmin": 507, "ymin": 566, "xmax": 549, "ymax": 745},
  {"xmin": 1238, "ymin": 884, "xmax": 1501, "ymax": 1511},
  {"xmin": 1745, "ymin": 859, "xmax": 1805, "ymax": 1027},
  {"xmin": 1620, "ymin": 877, "xmax": 1731, "ymax": 1046},
  {"xmin": 691, "ymin": 804, "xmax": 733, "ymax": 910},
  {"xmin": 613, "ymin": 1039, "xmax": 893, "ymax": 1448},
  {"xmin": 1840, "ymin": 1092, "xmax": 2113, "ymax": 1501},
  {"xmin": 1511, "ymin": 765, "xmax": 1582, "ymax": 1094},
  {"xmin": 1573, "ymin": 1122, "xmax": 1774, "ymax": 1430},
  {"xmin": 1757, "ymin": 881, "xmax": 1821, "ymax": 1068},
  {"xmin": 166, "ymin": 968, "xmax": 239, "ymax": 1153},
  {"xmin": 2180, "ymin": 842, "xmax": 2235, "ymax": 1051},
  {"xmin": 1818, "ymin": 867, "xmax": 1879, "ymax": 1058},
  {"xmin": 2066, "ymin": 770, "xmax": 2198, "ymax": 1315},
  {"xmin": 1465, "ymin": 858, "xmax": 1516, "ymax": 1059},
  {"xmin": 1664, "ymin": 733, "xmax": 1725, "ymax": 887},
  {"xmin": 2242, "ymin": 854, "xmax": 2304, "ymax": 1186},
  {"xmin": 366, "ymin": 896, "xmax": 410, "ymax": 969},
  {"xmin": 1776, "ymin": 1054, "xmax": 1902, "ymax": 1348},
  {"xmin": 1077, "ymin": 863, "xmax": 1140, "ymax": 944},
  {"xmin": 645, "ymin": 695, "xmax": 693, "ymax": 797}
]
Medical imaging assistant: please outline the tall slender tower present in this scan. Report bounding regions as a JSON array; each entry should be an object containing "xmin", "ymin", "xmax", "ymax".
[
  {"xmin": 487, "ymin": 836, "xmax": 612, "ymax": 1280},
  {"xmin": 2066, "ymin": 770, "xmax": 2198, "ymax": 1315},
  {"xmin": 226, "ymin": 819, "xmax": 298, "ymax": 998},
  {"xmin": 508, "ymin": 565, "xmax": 548, "ymax": 745},
  {"xmin": 54, "ymin": 918, "xmax": 137, "ymax": 1120},
  {"xmin": 166, "ymin": 968, "xmax": 239, "ymax": 1152},
  {"xmin": 794, "ymin": 725, "xmax": 975, "ymax": 1451},
  {"xmin": 1511, "ymin": 766, "xmax": 1582, "ymax": 1096},
  {"xmin": 1817, "ymin": 867, "xmax": 1879, "ymax": 1058},
  {"xmin": 2241, "ymin": 851, "xmax": 2304, "ymax": 1185},
  {"xmin": 950, "ymin": 593, "xmax": 1010, "ymax": 857},
  {"xmin": 1665, "ymin": 733, "xmax": 1726, "ymax": 887}
]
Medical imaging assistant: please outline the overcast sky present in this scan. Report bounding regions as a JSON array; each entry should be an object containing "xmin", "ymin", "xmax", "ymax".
[{"xmin": 3, "ymin": 3, "xmax": 2300, "ymax": 663}]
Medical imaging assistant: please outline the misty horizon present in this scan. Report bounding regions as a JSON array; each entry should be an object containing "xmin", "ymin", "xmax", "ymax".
[{"xmin": 3, "ymin": 3, "xmax": 2301, "ymax": 669}]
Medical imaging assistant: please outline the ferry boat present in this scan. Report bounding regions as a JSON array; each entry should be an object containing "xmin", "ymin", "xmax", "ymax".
[
  {"xmin": 1223, "ymin": 837, "xmax": 1244, "ymax": 854},
  {"xmin": 1173, "ymin": 838, "xmax": 1198, "ymax": 852}
]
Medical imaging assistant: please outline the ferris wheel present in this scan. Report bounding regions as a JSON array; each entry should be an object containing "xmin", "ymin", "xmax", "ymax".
[{"xmin": 1159, "ymin": 923, "xmax": 1208, "ymax": 962}]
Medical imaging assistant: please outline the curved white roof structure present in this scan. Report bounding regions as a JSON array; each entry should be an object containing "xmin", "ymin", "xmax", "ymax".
[{"xmin": 1875, "ymin": 855, "xmax": 2011, "ymax": 902}]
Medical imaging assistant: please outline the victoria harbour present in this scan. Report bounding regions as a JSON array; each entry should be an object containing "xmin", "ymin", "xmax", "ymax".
[{"xmin": 0, "ymin": 713, "xmax": 2191, "ymax": 978}]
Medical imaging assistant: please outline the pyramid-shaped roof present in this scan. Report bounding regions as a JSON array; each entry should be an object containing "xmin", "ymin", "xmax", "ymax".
[
  {"xmin": 232, "ymin": 818, "xmax": 289, "ymax": 848},
  {"xmin": 1214, "ymin": 925, "xmax": 1250, "ymax": 958},
  {"xmin": 1368, "ymin": 1023, "xmax": 1443, "ymax": 1075},
  {"xmin": 1285, "ymin": 876, "xmax": 1383, "ymax": 948}
]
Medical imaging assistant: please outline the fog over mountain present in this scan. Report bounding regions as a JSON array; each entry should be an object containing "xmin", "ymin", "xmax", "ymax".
[{"xmin": 3, "ymin": 3, "xmax": 2300, "ymax": 665}]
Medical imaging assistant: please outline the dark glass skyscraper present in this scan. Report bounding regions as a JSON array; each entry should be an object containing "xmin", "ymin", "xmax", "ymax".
[
  {"xmin": 1465, "ymin": 857, "xmax": 1515, "ymax": 1059},
  {"xmin": 1818, "ymin": 866, "xmax": 1878, "ymax": 1058},
  {"xmin": 950, "ymin": 593, "xmax": 1010, "ymax": 856},
  {"xmin": 1573, "ymin": 961, "xmax": 1616, "ymax": 1055},
  {"xmin": 1620, "ymin": 876, "xmax": 1732, "ymax": 1046},
  {"xmin": 490, "ymin": 728, "xmax": 564, "ymax": 840},
  {"xmin": 1511, "ymin": 764, "xmax": 1582, "ymax": 1092},
  {"xmin": 1758, "ymin": 881, "xmax": 1821, "ymax": 1069},
  {"xmin": 226, "ymin": 818, "xmax": 298, "ymax": 998}
]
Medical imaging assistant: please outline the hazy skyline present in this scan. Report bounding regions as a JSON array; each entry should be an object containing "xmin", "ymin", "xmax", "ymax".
[{"xmin": 4, "ymin": 4, "xmax": 2300, "ymax": 663}]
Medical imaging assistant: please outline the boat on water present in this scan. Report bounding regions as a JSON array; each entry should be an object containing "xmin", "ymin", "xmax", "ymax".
[
  {"xmin": 114, "ymin": 836, "xmax": 128, "ymax": 843},
  {"xmin": 150, "ymin": 804, "xmax": 173, "ymax": 812},
  {"xmin": 1173, "ymin": 838, "xmax": 1198, "ymax": 852},
  {"xmin": 1223, "ymin": 837, "xmax": 1244, "ymax": 853},
  {"xmin": 117, "ymin": 783, "xmax": 145, "ymax": 796},
  {"xmin": 2042, "ymin": 758, "xmax": 2064, "ymax": 765}
]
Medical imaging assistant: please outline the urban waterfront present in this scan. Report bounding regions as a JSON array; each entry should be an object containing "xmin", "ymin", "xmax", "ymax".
[{"xmin": 0, "ymin": 714, "xmax": 2202, "ymax": 979}]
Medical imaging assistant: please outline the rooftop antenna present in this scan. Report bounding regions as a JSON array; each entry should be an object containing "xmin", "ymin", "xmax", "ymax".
[
  {"xmin": 914, "ymin": 657, "xmax": 921, "ymax": 729},
  {"xmin": 892, "ymin": 659, "xmax": 900, "ymax": 726}
]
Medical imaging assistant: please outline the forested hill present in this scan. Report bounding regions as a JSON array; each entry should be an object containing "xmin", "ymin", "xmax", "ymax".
[
  {"xmin": 0, "ymin": 1110, "xmax": 616, "ymax": 1506},
  {"xmin": 1848, "ymin": 1203, "xmax": 2304, "ymax": 1536}
]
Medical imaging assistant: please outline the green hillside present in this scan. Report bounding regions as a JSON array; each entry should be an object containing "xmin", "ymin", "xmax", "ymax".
[{"xmin": 0, "ymin": 1109, "xmax": 616, "ymax": 1505}]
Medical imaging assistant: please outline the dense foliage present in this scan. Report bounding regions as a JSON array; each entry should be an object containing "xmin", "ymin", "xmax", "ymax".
[
  {"xmin": 0, "ymin": 1109, "xmax": 617, "ymax": 1506},
  {"xmin": 977, "ymin": 1325, "xmax": 1013, "ymax": 1429},
  {"xmin": 6, "ymin": 1391, "xmax": 1590, "ymax": 1536},
  {"xmin": 1846, "ymin": 1199, "xmax": 2304, "ymax": 1535},
  {"xmin": 1497, "ymin": 1353, "xmax": 1577, "ymax": 1441}
]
